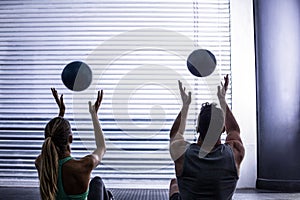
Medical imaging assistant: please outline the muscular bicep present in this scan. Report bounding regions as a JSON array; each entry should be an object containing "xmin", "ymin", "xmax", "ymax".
[
  {"xmin": 170, "ymin": 138, "xmax": 186, "ymax": 177},
  {"xmin": 225, "ymin": 131, "xmax": 245, "ymax": 168},
  {"xmin": 169, "ymin": 133, "xmax": 189, "ymax": 161},
  {"xmin": 174, "ymin": 155, "xmax": 184, "ymax": 177},
  {"xmin": 169, "ymin": 133, "xmax": 189, "ymax": 176}
]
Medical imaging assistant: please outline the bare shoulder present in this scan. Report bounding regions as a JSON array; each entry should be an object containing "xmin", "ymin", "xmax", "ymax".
[
  {"xmin": 75, "ymin": 155, "xmax": 100, "ymax": 173},
  {"xmin": 225, "ymin": 130, "xmax": 245, "ymax": 168},
  {"xmin": 35, "ymin": 155, "xmax": 41, "ymax": 169},
  {"xmin": 169, "ymin": 135, "xmax": 189, "ymax": 177},
  {"xmin": 62, "ymin": 155, "xmax": 94, "ymax": 176}
]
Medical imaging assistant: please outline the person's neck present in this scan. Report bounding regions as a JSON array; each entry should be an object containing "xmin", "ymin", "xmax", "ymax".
[{"xmin": 59, "ymin": 145, "xmax": 71, "ymax": 159}]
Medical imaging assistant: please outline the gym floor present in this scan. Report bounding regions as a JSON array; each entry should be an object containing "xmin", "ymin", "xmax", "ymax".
[{"xmin": 1, "ymin": 187, "xmax": 300, "ymax": 200}]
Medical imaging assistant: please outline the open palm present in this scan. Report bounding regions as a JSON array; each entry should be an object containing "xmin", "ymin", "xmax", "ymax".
[{"xmin": 178, "ymin": 80, "xmax": 191, "ymax": 106}]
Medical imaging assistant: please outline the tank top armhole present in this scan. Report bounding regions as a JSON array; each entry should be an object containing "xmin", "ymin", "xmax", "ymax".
[{"xmin": 224, "ymin": 144, "xmax": 239, "ymax": 178}]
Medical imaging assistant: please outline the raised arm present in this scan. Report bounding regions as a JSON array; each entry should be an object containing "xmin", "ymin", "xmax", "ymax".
[
  {"xmin": 169, "ymin": 81, "xmax": 191, "ymax": 176},
  {"xmin": 85, "ymin": 90, "xmax": 106, "ymax": 170},
  {"xmin": 218, "ymin": 75, "xmax": 244, "ymax": 170},
  {"xmin": 35, "ymin": 88, "xmax": 65, "ymax": 172},
  {"xmin": 170, "ymin": 81, "xmax": 192, "ymax": 139},
  {"xmin": 51, "ymin": 88, "xmax": 65, "ymax": 117},
  {"xmin": 219, "ymin": 75, "xmax": 240, "ymax": 133}
]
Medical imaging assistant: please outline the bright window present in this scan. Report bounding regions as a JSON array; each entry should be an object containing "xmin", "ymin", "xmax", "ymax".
[{"xmin": 0, "ymin": 0, "xmax": 231, "ymax": 187}]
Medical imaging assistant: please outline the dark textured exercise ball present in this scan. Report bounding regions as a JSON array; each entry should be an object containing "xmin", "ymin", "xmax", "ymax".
[
  {"xmin": 187, "ymin": 49, "xmax": 217, "ymax": 77},
  {"xmin": 61, "ymin": 61, "xmax": 92, "ymax": 91}
]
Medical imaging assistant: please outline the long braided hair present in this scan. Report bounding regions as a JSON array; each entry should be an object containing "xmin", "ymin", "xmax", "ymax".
[{"xmin": 39, "ymin": 117, "xmax": 71, "ymax": 200}]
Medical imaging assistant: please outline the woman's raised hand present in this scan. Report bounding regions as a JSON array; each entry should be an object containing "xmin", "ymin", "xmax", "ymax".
[
  {"xmin": 89, "ymin": 90, "xmax": 103, "ymax": 114},
  {"xmin": 51, "ymin": 88, "xmax": 65, "ymax": 117}
]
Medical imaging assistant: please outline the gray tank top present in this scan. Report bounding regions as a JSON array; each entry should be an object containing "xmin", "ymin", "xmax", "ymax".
[{"xmin": 177, "ymin": 143, "xmax": 238, "ymax": 200}]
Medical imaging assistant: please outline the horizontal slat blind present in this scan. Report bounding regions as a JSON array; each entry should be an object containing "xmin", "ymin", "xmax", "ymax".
[{"xmin": 0, "ymin": 0, "xmax": 231, "ymax": 187}]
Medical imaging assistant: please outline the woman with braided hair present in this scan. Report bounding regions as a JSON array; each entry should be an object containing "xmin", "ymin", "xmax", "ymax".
[{"xmin": 35, "ymin": 88, "xmax": 113, "ymax": 200}]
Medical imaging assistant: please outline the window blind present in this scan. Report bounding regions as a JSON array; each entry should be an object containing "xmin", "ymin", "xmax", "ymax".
[{"xmin": 0, "ymin": 0, "xmax": 232, "ymax": 187}]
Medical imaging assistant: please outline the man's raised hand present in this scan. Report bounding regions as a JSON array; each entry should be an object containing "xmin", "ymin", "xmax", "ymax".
[{"xmin": 178, "ymin": 80, "xmax": 192, "ymax": 107}]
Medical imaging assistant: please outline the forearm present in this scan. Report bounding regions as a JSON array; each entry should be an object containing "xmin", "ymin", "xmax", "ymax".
[
  {"xmin": 225, "ymin": 103, "xmax": 240, "ymax": 133},
  {"xmin": 170, "ymin": 105, "xmax": 189, "ymax": 138},
  {"xmin": 58, "ymin": 110, "xmax": 64, "ymax": 117},
  {"xmin": 90, "ymin": 112, "xmax": 106, "ymax": 157},
  {"xmin": 217, "ymin": 89, "xmax": 240, "ymax": 134}
]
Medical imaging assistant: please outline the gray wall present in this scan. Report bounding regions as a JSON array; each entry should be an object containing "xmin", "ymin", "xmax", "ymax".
[{"xmin": 254, "ymin": 0, "xmax": 300, "ymax": 191}]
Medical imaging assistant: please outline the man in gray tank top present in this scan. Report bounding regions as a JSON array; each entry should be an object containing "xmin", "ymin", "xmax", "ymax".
[{"xmin": 169, "ymin": 75, "xmax": 245, "ymax": 200}]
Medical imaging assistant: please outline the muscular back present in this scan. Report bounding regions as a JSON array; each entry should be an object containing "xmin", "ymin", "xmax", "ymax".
[
  {"xmin": 177, "ymin": 143, "xmax": 238, "ymax": 200},
  {"xmin": 61, "ymin": 157, "xmax": 93, "ymax": 195}
]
